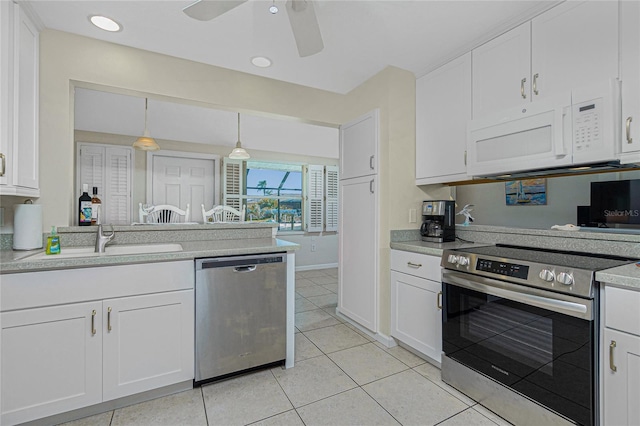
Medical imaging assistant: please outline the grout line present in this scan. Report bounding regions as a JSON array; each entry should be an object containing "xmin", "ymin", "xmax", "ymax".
[
  {"xmin": 433, "ymin": 405, "xmax": 476, "ymax": 426},
  {"xmin": 108, "ymin": 409, "xmax": 114, "ymax": 426},
  {"xmin": 198, "ymin": 386, "xmax": 210, "ymax": 426}
]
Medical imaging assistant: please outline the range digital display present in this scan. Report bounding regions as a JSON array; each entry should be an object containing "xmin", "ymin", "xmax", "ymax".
[{"xmin": 476, "ymin": 258, "xmax": 529, "ymax": 279}]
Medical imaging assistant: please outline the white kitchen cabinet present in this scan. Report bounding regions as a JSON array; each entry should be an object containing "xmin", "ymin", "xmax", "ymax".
[
  {"xmin": 602, "ymin": 285, "xmax": 640, "ymax": 426},
  {"xmin": 471, "ymin": 1, "xmax": 618, "ymax": 120},
  {"xmin": 339, "ymin": 174, "xmax": 377, "ymax": 332},
  {"xmin": 415, "ymin": 53, "xmax": 471, "ymax": 185},
  {"xmin": 620, "ymin": 0, "xmax": 640, "ymax": 156},
  {"xmin": 1, "ymin": 261, "xmax": 194, "ymax": 425},
  {"xmin": 603, "ymin": 328, "xmax": 640, "ymax": 426},
  {"xmin": 0, "ymin": 1, "xmax": 39, "ymax": 196},
  {"xmin": 390, "ymin": 250, "xmax": 442, "ymax": 363},
  {"xmin": 531, "ymin": 1, "xmax": 618, "ymax": 102},
  {"xmin": 339, "ymin": 110, "xmax": 378, "ymax": 180},
  {"xmin": 103, "ymin": 290, "xmax": 194, "ymax": 401},
  {"xmin": 1, "ymin": 302, "xmax": 103, "ymax": 426},
  {"xmin": 339, "ymin": 110, "xmax": 379, "ymax": 333},
  {"xmin": 472, "ymin": 22, "xmax": 531, "ymax": 119}
]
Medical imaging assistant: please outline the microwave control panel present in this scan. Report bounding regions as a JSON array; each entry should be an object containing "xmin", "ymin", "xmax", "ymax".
[{"xmin": 573, "ymin": 98, "xmax": 602, "ymax": 153}]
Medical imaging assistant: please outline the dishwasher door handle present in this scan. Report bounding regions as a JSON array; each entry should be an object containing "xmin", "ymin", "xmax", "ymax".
[{"xmin": 234, "ymin": 265, "xmax": 257, "ymax": 273}]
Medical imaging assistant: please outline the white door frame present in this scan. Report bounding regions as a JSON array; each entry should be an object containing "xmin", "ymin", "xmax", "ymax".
[{"xmin": 146, "ymin": 150, "xmax": 221, "ymax": 207}]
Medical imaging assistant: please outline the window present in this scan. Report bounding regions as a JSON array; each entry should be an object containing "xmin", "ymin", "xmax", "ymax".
[{"xmin": 223, "ymin": 159, "xmax": 338, "ymax": 232}]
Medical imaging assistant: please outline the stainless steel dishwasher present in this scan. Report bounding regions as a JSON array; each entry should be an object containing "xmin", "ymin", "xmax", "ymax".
[{"xmin": 194, "ymin": 253, "xmax": 287, "ymax": 384}]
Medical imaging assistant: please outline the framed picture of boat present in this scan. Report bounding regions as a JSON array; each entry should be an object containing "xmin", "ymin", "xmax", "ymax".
[{"xmin": 505, "ymin": 179, "xmax": 547, "ymax": 205}]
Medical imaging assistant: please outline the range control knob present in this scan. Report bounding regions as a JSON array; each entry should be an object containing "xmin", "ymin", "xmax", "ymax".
[
  {"xmin": 556, "ymin": 272, "xmax": 574, "ymax": 286},
  {"xmin": 457, "ymin": 256, "xmax": 470, "ymax": 266},
  {"xmin": 539, "ymin": 269, "xmax": 555, "ymax": 282},
  {"xmin": 447, "ymin": 254, "xmax": 459, "ymax": 264}
]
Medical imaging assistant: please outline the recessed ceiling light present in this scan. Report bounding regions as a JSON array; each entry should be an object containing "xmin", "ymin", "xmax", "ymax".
[
  {"xmin": 90, "ymin": 15, "xmax": 121, "ymax": 32},
  {"xmin": 251, "ymin": 56, "xmax": 272, "ymax": 68}
]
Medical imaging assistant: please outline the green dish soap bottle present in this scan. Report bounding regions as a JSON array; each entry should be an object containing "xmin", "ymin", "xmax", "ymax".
[{"xmin": 46, "ymin": 226, "xmax": 60, "ymax": 255}]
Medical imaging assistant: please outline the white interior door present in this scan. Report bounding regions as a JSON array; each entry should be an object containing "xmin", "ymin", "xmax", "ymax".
[{"xmin": 149, "ymin": 152, "xmax": 218, "ymax": 222}]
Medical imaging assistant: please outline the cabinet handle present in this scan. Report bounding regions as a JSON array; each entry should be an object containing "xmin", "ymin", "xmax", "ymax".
[
  {"xmin": 609, "ymin": 340, "xmax": 617, "ymax": 372},
  {"xmin": 407, "ymin": 262, "xmax": 422, "ymax": 268},
  {"xmin": 520, "ymin": 78, "xmax": 527, "ymax": 99},
  {"xmin": 107, "ymin": 307, "xmax": 112, "ymax": 332},
  {"xmin": 464, "ymin": 150, "xmax": 467, "ymax": 166},
  {"xmin": 437, "ymin": 291, "xmax": 443, "ymax": 310},
  {"xmin": 91, "ymin": 310, "xmax": 97, "ymax": 335},
  {"xmin": 626, "ymin": 117, "xmax": 633, "ymax": 144},
  {"xmin": 369, "ymin": 155, "xmax": 375, "ymax": 170},
  {"xmin": 369, "ymin": 180, "xmax": 374, "ymax": 194},
  {"xmin": 533, "ymin": 73, "xmax": 539, "ymax": 95},
  {"xmin": 0, "ymin": 153, "xmax": 5, "ymax": 177}
]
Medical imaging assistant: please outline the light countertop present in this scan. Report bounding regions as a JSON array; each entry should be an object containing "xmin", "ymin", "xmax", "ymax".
[
  {"xmin": 390, "ymin": 240, "xmax": 489, "ymax": 257},
  {"xmin": 0, "ymin": 238, "xmax": 299, "ymax": 274},
  {"xmin": 597, "ymin": 262, "xmax": 640, "ymax": 291}
]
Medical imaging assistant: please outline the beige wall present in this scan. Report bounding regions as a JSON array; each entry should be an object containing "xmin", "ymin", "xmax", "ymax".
[{"xmin": 32, "ymin": 29, "xmax": 347, "ymax": 229}]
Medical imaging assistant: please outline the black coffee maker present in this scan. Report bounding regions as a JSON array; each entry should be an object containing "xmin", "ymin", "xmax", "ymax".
[{"xmin": 420, "ymin": 200, "xmax": 455, "ymax": 243}]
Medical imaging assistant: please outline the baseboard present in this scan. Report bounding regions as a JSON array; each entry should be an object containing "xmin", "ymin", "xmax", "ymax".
[
  {"xmin": 334, "ymin": 309, "xmax": 397, "ymax": 348},
  {"xmin": 295, "ymin": 263, "xmax": 338, "ymax": 272}
]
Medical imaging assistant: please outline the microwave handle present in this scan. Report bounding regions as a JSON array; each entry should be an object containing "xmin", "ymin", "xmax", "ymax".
[{"xmin": 554, "ymin": 107, "xmax": 568, "ymax": 157}]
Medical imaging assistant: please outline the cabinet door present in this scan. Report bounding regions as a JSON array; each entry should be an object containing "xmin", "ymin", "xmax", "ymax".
[
  {"xmin": 390, "ymin": 271, "xmax": 442, "ymax": 363},
  {"xmin": 1, "ymin": 302, "xmax": 102, "ymax": 425},
  {"xmin": 13, "ymin": 3, "xmax": 38, "ymax": 190},
  {"xmin": 620, "ymin": 0, "xmax": 640, "ymax": 154},
  {"xmin": 340, "ymin": 109, "xmax": 378, "ymax": 180},
  {"xmin": 102, "ymin": 290, "xmax": 194, "ymax": 401},
  {"xmin": 339, "ymin": 175, "xmax": 377, "ymax": 332},
  {"xmin": 472, "ymin": 22, "xmax": 531, "ymax": 119},
  {"xmin": 603, "ymin": 328, "xmax": 640, "ymax": 426},
  {"xmin": 415, "ymin": 53, "xmax": 470, "ymax": 185},
  {"xmin": 531, "ymin": 1, "xmax": 618, "ymax": 101},
  {"xmin": 0, "ymin": 0, "xmax": 13, "ymax": 187}
]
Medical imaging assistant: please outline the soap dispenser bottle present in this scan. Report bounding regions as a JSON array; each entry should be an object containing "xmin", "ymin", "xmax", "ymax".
[{"xmin": 46, "ymin": 226, "xmax": 60, "ymax": 255}]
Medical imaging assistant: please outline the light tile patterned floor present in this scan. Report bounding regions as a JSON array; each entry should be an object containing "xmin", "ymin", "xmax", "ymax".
[{"xmin": 61, "ymin": 268, "xmax": 512, "ymax": 426}]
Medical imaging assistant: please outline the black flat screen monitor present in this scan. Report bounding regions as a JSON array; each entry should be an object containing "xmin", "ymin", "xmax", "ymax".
[{"xmin": 590, "ymin": 179, "xmax": 640, "ymax": 226}]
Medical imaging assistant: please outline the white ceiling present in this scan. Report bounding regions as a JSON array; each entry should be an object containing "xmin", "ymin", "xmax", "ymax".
[
  {"xmin": 74, "ymin": 88, "xmax": 340, "ymax": 158},
  {"xmin": 25, "ymin": 0, "xmax": 558, "ymax": 94}
]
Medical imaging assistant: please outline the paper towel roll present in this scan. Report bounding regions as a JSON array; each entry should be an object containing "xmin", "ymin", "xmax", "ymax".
[{"xmin": 13, "ymin": 203, "xmax": 43, "ymax": 250}]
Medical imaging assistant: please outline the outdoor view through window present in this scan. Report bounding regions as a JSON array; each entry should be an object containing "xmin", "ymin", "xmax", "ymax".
[{"xmin": 245, "ymin": 162, "xmax": 303, "ymax": 231}]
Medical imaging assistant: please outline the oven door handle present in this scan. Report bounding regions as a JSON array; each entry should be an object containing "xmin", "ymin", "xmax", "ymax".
[{"xmin": 443, "ymin": 270, "xmax": 592, "ymax": 320}]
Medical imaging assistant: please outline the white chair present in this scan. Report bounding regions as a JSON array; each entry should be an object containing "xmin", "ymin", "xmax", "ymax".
[
  {"xmin": 201, "ymin": 204, "xmax": 245, "ymax": 223},
  {"xmin": 139, "ymin": 203, "xmax": 190, "ymax": 224}
]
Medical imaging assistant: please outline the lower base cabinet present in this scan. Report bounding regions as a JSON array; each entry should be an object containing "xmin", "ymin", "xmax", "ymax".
[
  {"xmin": 390, "ymin": 250, "xmax": 442, "ymax": 363},
  {"xmin": 603, "ymin": 328, "xmax": 640, "ymax": 426},
  {"xmin": 1, "ymin": 261, "xmax": 194, "ymax": 426}
]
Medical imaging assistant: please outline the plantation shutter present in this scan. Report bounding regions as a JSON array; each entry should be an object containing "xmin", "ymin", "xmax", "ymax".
[
  {"xmin": 325, "ymin": 166, "xmax": 339, "ymax": 232},
  {"xmin": 305, "ymin": 165, "xmax": 324, "ymax": 232},
  {"xmin": 223, "ymin": 158, "xmax": 244, "ymax": 211},
  {"xmin": 105, "ymin": 147, "xmax": 132, "ymax": 225},
  {"xmin": 77, "ymin": 143, "xmax": 132, "ymax": 225}
]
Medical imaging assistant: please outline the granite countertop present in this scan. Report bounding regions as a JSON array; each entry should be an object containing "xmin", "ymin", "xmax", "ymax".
[
  {"xmin": 0, "ymin": 238, "xmax": 299, "ymax": 274},
  {"xmin": 597, "ymin": 262, "xmax": 640, "ymax": 291},
  {"xmin": 390, "ymin": 240, "xmax": 489, "ymax": 256}
]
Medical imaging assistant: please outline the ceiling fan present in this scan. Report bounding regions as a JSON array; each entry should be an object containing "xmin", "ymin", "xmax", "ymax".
[{"xmin": 183, "ymin": 0, "xmax": 324, "ymax": 57}]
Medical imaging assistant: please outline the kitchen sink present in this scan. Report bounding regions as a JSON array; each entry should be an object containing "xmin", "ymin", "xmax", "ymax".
[{"xmin": 27, "ymin": 243, "xmax": 183, "ymax": 260}]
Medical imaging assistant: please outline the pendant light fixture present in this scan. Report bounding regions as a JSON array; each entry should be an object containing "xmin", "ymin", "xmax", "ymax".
[
  {"xmin": 133, "ymin": 98, "xmax": 160, "ymax": 151},
  {"xmin": 229, "ymin": 113, "xmax": 250, "ymax": 159}
]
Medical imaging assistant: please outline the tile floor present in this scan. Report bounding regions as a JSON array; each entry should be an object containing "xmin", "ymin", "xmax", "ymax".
[{"xmin": 61, "ymin": 268, "xmax": 512, "ymax": 426}]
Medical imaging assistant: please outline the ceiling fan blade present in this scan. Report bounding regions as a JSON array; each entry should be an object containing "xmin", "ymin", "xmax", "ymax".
[
  {"xmin": 285, "ymin": 0, "xmax": 324, "ymax": 57},
  {"xmin": 183, "ymin": 0, "xmax": 247, "ymax": 21}
]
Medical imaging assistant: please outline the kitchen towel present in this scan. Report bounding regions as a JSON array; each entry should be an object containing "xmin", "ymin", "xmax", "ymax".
[{"xmin": 13, "ymin": 202, "xmax": 43, "ymax": 250}]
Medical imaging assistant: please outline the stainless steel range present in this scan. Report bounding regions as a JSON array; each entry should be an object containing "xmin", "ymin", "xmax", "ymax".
[{"xmin": 440, "ymin": 244, "xmax": 635, "ymax": 426}]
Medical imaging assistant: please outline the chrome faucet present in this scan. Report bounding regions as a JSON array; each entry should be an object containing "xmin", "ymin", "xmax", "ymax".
[{"xmin": 95, "ymin": 224, "xmax": 115, "ymax": 253}]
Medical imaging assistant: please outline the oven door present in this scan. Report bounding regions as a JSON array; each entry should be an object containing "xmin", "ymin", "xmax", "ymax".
[{"xmin": 442, "ymin": 270, "xmax": 597, "ymax": 426}]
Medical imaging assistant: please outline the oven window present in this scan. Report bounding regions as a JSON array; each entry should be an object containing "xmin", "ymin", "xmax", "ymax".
[{"xmin": 443, "ymin": 283, "xmax": 595, "ymax": 426}]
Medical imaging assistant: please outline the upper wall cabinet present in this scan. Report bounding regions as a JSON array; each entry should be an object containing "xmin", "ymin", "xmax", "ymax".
[
  {"xmin": 340, "ymin": 110, "xmax": 378, "ymax": 180},
  {"xmin": 472, "ymin": 1, "xmax": 618, "ymax": 120},
  {"xmin": 415, "ymin": 53, "xmax": 471, "ymax": 185},
  {"xmin": 0, "ymin": 2, "xmax": 39, "ymax": 197},
  {"xmin": 620, "ymin": 0, "xmax": 640, "ymax": 156}
]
